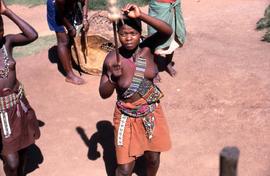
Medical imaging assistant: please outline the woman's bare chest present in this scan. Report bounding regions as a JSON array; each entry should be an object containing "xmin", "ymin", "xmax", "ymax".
[{"xmin": 117, "ymin": 56, "xmax": 157, "ymax": 89}]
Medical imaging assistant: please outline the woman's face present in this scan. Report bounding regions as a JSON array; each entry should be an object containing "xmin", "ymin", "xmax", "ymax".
[{"xmin": 118, "ymin": 24, "xmax": 141, "ymax": 50}]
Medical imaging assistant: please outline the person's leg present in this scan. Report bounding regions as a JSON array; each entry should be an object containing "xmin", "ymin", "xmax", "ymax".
[
  {"xmin": 2, "ymin": 152, "xmax": 20, "ymax": 176},
  {"xmin": 115, "ymin": 161, "xmax": 135, "ymax": 176},
  {"xmin": 18, "ymin": 149, "xmax": 28, "ymax": 176},
  {"xmin": 55, "ymin": 32, "xmax": 85, "ymax": 85},
  {"xmin": 153, "ymin": 73, "xmax": 161, "ymax": 83},
  {"xmin": 144, "ymin": 151, "xmax": 161, "ymax": 176},
  {"xmin": 164, "ymin": 53, "xmax": 177, "ymax": 77}
]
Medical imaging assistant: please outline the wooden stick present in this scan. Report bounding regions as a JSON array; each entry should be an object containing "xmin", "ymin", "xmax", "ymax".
[
  {"xmin": 220, "ymin": 146, "xmax": 240, "ymax": 176},
  {"xmin": 107, "ymin": 0, "xmax": 122, "ymax": 64},
  {"xmin": 112, "ymin": 21, "xmax": 120, "ymax": 64}
]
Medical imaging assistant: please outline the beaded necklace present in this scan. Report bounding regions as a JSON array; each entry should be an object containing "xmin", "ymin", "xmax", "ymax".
[
  {"xmin": 0, "ymin": 45, "xmax": 9, "ymax": 79},
  {"xmin": 121, "ymin": 47, "xmax": 146, "ymax": 99}
]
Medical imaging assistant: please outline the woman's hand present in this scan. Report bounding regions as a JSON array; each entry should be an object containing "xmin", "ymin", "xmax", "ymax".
[
  {"xmin": 107, "ymin": 61, "xmax": 122, "ymax": 84},
  {"xmin": 122, "ymin": 4, "xmax": 141, "ymax": 19}
]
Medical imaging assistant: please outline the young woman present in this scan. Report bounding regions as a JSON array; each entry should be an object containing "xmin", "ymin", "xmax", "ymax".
[
  {"xmin": 0, "ymin": 1, "xmax": 40, "ymax": 175},
  {"xmin": 99, "ymin": 4, "xmax": 172, "ymax": 176}
]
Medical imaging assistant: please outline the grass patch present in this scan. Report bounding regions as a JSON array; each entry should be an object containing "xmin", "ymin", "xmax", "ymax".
[
  {"xmin": 7, "ymin": 0, "xmax": 45, "ymax": 6},
  {"xmin": 7, "ymin": 0, "xmax": 149, "ymax": 9},
  {"xmin": 13, "ymin": 34, "xmax": 56, "ymax": 58},
  {"xmin": 89, "ymin": 0, "xmax": 149, "ymax": 10}
]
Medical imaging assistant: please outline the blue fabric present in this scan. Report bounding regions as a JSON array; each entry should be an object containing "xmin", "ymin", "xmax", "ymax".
[{"xmin": 46, "ymin": 0, "xmax": 65, "ymax": 32}]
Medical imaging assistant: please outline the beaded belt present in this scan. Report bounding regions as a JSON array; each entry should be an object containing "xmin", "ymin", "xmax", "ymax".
[
  {"xmin": 0, "ymin": 84, "xmax": 24, "ymax": 138},
  {"xmin": 0, "ymin": 84, "xmax": 24, "ymax": 111},
  {"xmin": 116, "ymin": 101, "xmax": 158, "ymax": 146}
]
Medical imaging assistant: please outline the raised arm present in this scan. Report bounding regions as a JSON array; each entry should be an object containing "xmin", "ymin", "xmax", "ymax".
[
  {"xmin": 122, "ymin": 4, "xmax": 172, "ymax": 49},
  {"xmin": 1, "ymin": 0, "xmax": 38, "ymax": 47}
]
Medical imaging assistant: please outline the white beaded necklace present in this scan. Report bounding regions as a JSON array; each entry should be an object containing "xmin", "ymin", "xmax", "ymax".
[{"xmin": 0, "ymin": 45, "xmax": 9, "ymax": 79}]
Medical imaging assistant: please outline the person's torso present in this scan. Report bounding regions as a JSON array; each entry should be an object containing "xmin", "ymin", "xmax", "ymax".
[
  {"xmin": 63, "ymin": 0, "xmax": 83, "ymax": 25},
  {"xmin": 114, "ymin": 47, "xmax": 159, "ymax": 102},
  {"xmin": 0, "ymin": 42, "xmax": 17, "ymax": 90}
]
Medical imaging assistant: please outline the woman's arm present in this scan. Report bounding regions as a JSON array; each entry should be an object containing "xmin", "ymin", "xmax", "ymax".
[{"xmin": 1, "ymin": 0, "xmax": 38, "ymax": 47}]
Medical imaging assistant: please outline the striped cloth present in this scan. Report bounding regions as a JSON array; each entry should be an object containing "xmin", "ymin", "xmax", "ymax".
[{"xmin": 121, "ymin": 56, "xmax": 146, "ymax": 98}]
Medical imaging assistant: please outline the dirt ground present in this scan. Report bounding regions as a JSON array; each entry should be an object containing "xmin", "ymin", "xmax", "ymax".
[{"xmin": 1, "ymin": 0, "xmax": 270, "ymax": 175}]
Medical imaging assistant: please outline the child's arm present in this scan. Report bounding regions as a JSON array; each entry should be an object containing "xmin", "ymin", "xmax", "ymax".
[{"xmin": 1, "ymin": 0, "xmax": 38, "ymax": 47}]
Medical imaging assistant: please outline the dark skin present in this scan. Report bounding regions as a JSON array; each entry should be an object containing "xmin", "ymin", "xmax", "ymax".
[
  {"xmin": 99, "ymin": 4, "xmax": 172, "ymax": 176},
  {"xmin": 55, "ymin": 0, "xmax": 89, "ymax": 85},
  {"xmin": 0, "ymin": 0, "xmax": 38, "ymax": 175}
]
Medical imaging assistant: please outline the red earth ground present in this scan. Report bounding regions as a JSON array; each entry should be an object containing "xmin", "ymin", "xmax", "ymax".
[{"xmin": 1, "ymin": 0, "xmax": 270, "ymax": 175}]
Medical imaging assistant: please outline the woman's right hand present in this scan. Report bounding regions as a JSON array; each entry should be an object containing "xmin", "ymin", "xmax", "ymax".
[{"xmin": 107, "ymin": 61, "xmax": 122, "ymax": 83}]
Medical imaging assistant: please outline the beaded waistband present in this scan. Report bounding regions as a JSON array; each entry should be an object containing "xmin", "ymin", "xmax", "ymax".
[{"xmin": 0, "ymin": 84, "xmax": 24, "ymax": 111}]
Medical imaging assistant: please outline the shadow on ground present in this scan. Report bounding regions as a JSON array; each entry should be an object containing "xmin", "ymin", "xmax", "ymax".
[
  {"xmin": 48, "ymin": 45, "xmax": 84, "ymax": 76},
  {"xmin": 76, "ymin": 120, "xmax": 147, "ymax": 176},
  {"xmin": 0, "ymin": 120, "xmax": 45, "ymax": 175},
  {"xmin": 24, "ymin": 119, "xmax": 45, "ymax": 175}
]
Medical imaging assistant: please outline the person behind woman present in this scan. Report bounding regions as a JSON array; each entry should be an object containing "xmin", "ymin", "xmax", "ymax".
[
  {"xmin": 99, "ymin": 4, "xmax": 172, "ymax": 176},
  {"xmin": 47, "ymin": 0, "xmax": 89, "ymax": 85},
  {"xmin": 0, "ymin": 1, "xmax": 40, "ymax": 175},
  {"xmin": 148, "ymin": 0, "xmax": 186, "ymax": 77}
]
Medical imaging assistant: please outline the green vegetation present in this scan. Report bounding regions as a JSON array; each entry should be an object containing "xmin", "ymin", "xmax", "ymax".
[
  {"xmin": 7, "ymin": 0, "xmax": 45, "ymax": 6},
  {"xmin": 89, "ymin": 0, "xmax": 149, "ymax": 10},
  {"xmin": 7, "ymin": 0, "xmax": 149, "ymax": 9},
  {"xmin": 13, "ymin": 35, "xmax": 56, "ymax": 58}
]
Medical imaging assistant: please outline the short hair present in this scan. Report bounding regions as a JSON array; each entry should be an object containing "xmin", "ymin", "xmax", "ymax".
[{"xmin": 117, "ymin": 16, "xmax": 142, "ymax": 34}]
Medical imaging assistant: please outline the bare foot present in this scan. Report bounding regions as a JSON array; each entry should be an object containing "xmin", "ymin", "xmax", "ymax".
[
  {"xmin": 65, "ymin": 74, "xmax": 85, "ymax": 85},
  {"xmin": 166, "ymin": 62, "xmax": 177, "ymax": 77},
  {"xmin": 154, "ymin": 74, "xmax": 161, "ymax": 83}
]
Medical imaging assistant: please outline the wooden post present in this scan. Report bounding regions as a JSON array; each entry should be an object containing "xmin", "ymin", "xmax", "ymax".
[{"xmin": 220, "ymin": 146, "xmax": 240, "ymax": 176}]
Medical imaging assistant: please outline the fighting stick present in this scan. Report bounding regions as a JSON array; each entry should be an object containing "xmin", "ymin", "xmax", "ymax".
[{"xmin": 107, "ymin": 0, "xmax": 122, "ymax": 64}]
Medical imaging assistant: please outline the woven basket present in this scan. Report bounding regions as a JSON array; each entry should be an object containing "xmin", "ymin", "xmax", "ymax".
[
  {"xmin": 71, "ymin": 34, "xmax": 114, "ymax": 76},
  {"xmin": 71, "ymin": 11, "xmax": 115, "ymax": 76}
]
